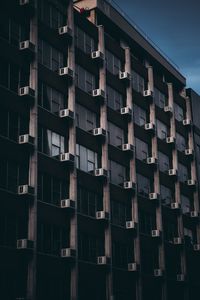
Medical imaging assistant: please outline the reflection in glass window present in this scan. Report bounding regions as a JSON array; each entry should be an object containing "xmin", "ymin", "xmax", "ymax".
[
  {"xmin": 107, "ymin": 122, "xmax": 124, "ymax": 147},
  {"xmin": 135, "ymin": 138, "xmax": 149, "ymax": 161},
  {"xmin": 76, "ymin": 144, "xmax": 98, "ymax": 172},
  {"xmin": 156, "ymin": 119, "xmax": 168, "ymax": 140},
  {"xmin": 107, "ymin": 85, "xmax": 123, "ymax": 111},
  {"xmin": 38, "ymin": 127, "xmax": 65, "ymax": 157},
  {"xmin": 181, "ymin": 195, "xmax": 190, "ymax": 214},
  {"xmin": 154, "ymin": 88, "xmax": 166, "ymax": 108},
  {"xmin": 178, "ymin": 163, "xmax": 188, "ymax": 182},
  {"xmin": 176, "ymin": 133, "xmax": 186, "ymax": 152},
  {"xmin": 137, "ymin": 173, "xmax": 150, "ymax": 197},
  {"xmin": 105, "ymin": 50, "xmax": 121, "ymax": 75},
  {"xmin": 158, "ymin": 151, "xmax": 170, "ymax": 172},
  {"xmin": 74, "ymin": 26, "xmax": 95, "ymax": 54},
  {"xmin": 160, "ymin": 185, "xmax": 172, "ymax": 205},
  {"xmin": 174, "ymin": 103, "xmax": 184, "ymax": 121},
  {"xmin": 134, "ymin": 104, "xmax": 146, "ymax": 126},
  {"xmin": 109, "ymin": 160, "xmax": 126, "ymax": 185},
  {"xmin": 131, "ymin": 70, "xmax": 144, "ymax": 94},
  {"xmin": 75, "ymin": 65, "xmax": 95, "ymax": 93},
  {"xmin": 76, "ymin": 104, "xmax": 97, "ymax": 131}
]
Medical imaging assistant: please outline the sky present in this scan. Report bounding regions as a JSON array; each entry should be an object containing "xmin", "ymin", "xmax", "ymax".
[{"xmin": 112, "ymin": 0, "xmax": 200, "ymax": 94}]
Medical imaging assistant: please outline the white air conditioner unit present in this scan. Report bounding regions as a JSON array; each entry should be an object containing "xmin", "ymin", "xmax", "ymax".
[
  {"xmin": 149, "ymin": 193, "xmax": 159, "ymax": 200},
  {"xmin": 166, "ymin": 136, "xmax": 176, "ymax": 144},
  {"xmin": 19, "ymin": 86, "xmax": 35, "ymax": 98},
  {"xmin": 58, "ymin": 25, "xmax": 72, "ymax": 36},
  {"xmin": 18, "ymin": 134, "xmax": 34, "ymax": 145},
  {"xmin": 91, "ymin": 50, "xmax": 104, "ymax": 60},
  {"xmin": 164, "ymin": 106, "xmax": 173, "ymax": 113},
  {"xmin": 97, "ymin": 256, "xmax": 107, "ymax": 265},
  {"xmin": 59, "ymin": 153, "xmax": 75, "ymax": 163},
  {"xmin": 154, "ymin": 269, "xmax": 163, "ymax": 277},
  {"xmin": 19, "ymin": 40, "xmax": 35, "ymax": 52},
  {"xmin": 120, "ymin": 106, "xmax": 132, "ymax": 117},
  {"xmin": 59, "ymin": 67, "xmax": 74, "ymax": 78},
  {"xmin": 61, "ymin": 248, "xmax": 75, "ymax": 258},
  {"xmin": 193, "ymin": 244, "xmax": 200, "ymax": 251},
  {"xmin": 60, "ymin": 199, "xmax": 75, "ymax": 209},
  {"xmin": 126, "ymin": 221, "xmax": 136, "ymax": 229},
  {"xmin": 123, "ymin": 181, "xmax": 135, "ymax": 190},
  {"xmin": 59, "ymin": 109, "xmax": 74, "ymax": 120},
  {"xmin": 92, "ymin": 128, "xmax": 106, "ymax": 137},
  {"xmin": 173, "ymin": 237, "xmax": 182, "ymax": 245},
  {"xmin": 92, "ymin": 89, "xmax": 105, "ymax": 98},
  {"xmin": 122, "ymin": 143, "xmax": 134, "ymax": 152},
  {"xmin": 144, "ymin": 122, "xmax": 155, "ymax": 131},
  {"xmin": 20, "ymin": 0, "xmax": 32, "ymax": 5},
  {"xmin": 119, "ymin": 71, "xmax": 131, "ymax": 81},
  {"xmin": 151, "ymin": 230, "xmax": 160, "ymax": 237},
  {"xmin": 143, "ymin": 90, "xmax": 153, "ymax": 98},
  {"xmin": 177, "ymin": 274, "xmax": 185, "ymax": 282},
  {"xmin": 185, "ymin": 148, "xmax": 194, "ymax": 156},
  {"xmin": 17, "ymin": 239, "xmax": 34, "ymax": 249},
  {"xmin": 171, "ymin": 202, "xmax": 181, "ymax": 210},
  {"xmin": 94, "ymin": 168, "xmax": 108, "ymax": 178},
  {"xmin": 183, "ymin": 119, "xmax": 192, "ymax": 126},
  {"xmin": 187, "ymin": 179, "xmax": 196, "ymax": 186},
  {"xmin": 128, "ymin": 263, "xmax": 137, "ymax": 271},
  {"xmin": 190, "ymin": 211, "xmax": 199, "ymax": 218},
  {"xmin": 146, "ymin": 157, "xmax": 158, "ymax": 165},
  {"xmin": 96, "ymin": 211, "xmax": 109, "ymax": 220},
  {"xmin": 168, "ymin": 169, "xmax": 178, "ymax": 176},
  {"xmin": 18, "ymin": 185, "xmax": 34, "ymax": 196}
]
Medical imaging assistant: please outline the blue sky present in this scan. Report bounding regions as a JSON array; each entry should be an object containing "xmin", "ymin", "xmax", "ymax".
[{"xmin": 113, "ymin": 0, "xmax": 200, "ymax": 94}]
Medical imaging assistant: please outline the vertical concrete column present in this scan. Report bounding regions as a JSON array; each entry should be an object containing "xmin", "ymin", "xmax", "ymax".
[{"xmin": 27, "ymin": 4, "xmax": 38, "ymax": 300}]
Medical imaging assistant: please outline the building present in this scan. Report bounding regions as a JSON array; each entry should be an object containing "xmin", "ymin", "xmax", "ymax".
[{"xmin": 0, "ymin": 0, "xmax": 200, "ymax": 299}]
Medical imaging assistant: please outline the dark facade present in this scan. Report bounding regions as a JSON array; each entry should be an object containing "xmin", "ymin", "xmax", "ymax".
[{"xmin": 0, "ymin": 0, "xmax": 200, "ymax": 299}]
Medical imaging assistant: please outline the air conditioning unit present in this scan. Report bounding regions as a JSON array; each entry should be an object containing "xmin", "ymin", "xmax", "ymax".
[
  {"xmin": 126, "ymin": 221, "xmax": 136, "ymax": 229},
  {"xmin": 187, "ymin": 179, "xmax": 196, "ymax": 186},
  {"xmin": 92, "ymin": 89, "xmax": 105, "ymax": 98},
  {"xmin": 17, "ymin": 239, "xmax": 34, "ymax": 249},
  {"xmin": 119, "ymin": 71, "xmax": 131, "ymax": 81},
  {"xmin": 185, "ymin": 148, "xmax": 194, "ymax": 156},
  {"xmin": 60, "ymin": 199, "xmax": 75, "ymax": 209},
  {"xmin": 92, "ymin": 128, "xmax": 106, "ymax": 137},
  {"xmin": 146, "ymin": 157, "xmax": 158, "ymax": 165},
  {"xmin": 19, "ymin": 86, "xmax": 35, "ymax": 98},
  {"xmin": 177, "ymin": 274, "xmax": 185, "ymax": 282},
  {"xmin": 18, "ymin": 134, "xmax": 34, "ymax": 145},
  {"xmin": 166, "ymin": 136, "xmax": 176, "ymax": 144},
  {"xmin": 123, "ymin": 181, "xmax": 135, "ymax": 190},
  {"xmin": 96, "ymin": 211, "xmax": 109, "ymax": 220},
  {"xmin": 18, "ymin": 185, "xmax": 34, "ymax": 196},
  {"xmin": 128, "ymin": 263, "xmax": 137, "ymax": 271},
  {"xmin": 154, "ymin": 269, "xmax": 163, "ymax": 277},
  {"xmin": 164, "ymin": 106, "xmax": 173, "ymax": 113},
  {"xmin": 19, "ymin": 0, "xmax": 33, "ymax": 5},
  {"xmin": 183, "ymin": 119, "xmax": 192, "ymax": 126},
  {"xmin": 61, "ymin": 248, "xmax": 76, "ymax": 258},
  {"xmin": 97, "ymin": 256, "xmax": 107, "ymax": 265},
  {"xmin": 94, "ymin": 168, "xmax": 108, "ymax": 178},
  {"xmin": 173, "ymin": 237, "xmax": 183, "ymax": 245},
  {"xmin": 59, "ymin": 153, "xmax": 75, "ymax": 163},
  {"xmin": 168, "ymin": 169, "xmax": 178, "ymax": 176},
  {"xmin": 91, "ymin": 50, "xmax": 104, "ymax": 60},
  {"xmin": 120, "ymin": 106, "xmax": 132, "ymax": 117},
  {"xmin": 144, "ymin": 122, "xmax": 155, "ymax": 131},
  {"xmin": 193, "ymin": 244, "xmax": 200, "ymax": 251},
  {"xmin": 143, "ymin": 90, "xmax": 153, "ymax": 98},
  {"xmin": 149, "ymin": 193, "xmax": 159, "ymax": 200},
  {"xmin": 151, "ymin": 230, "xmax": 160, "ymax": 237},
  {"xmin": 58, "ymin": 25, "xmax": 72, "ymax": 36},
  {"xmin": 59, "ymin": 67, "xmax": 74, "ymax": 78},
  {"xmin": 19, "ymin": 40, "xmax": 35, "ymax": 52},
  {"xmin": 190, "ymin": 211, "xmax": 199, "ymax": 218},
  {"xmin": 59, "ymin": 109, "xmax": 74, "ymax": 120},
  {"xmin": 122, "ymin": 143, "xmax": 134, "ymax": 152},
  {"xmin": 171, "ymin": 202, "xmax": 181, "ymax": 210}
]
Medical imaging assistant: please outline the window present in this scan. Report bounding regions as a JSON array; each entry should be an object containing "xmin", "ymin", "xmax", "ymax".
[
  {"xmin": 77, "ymin": 186, "xmax": 102, "ymax": 217},
  {"xmin": 75, "ymin": 65, "xmax": 96, "ymax": 93},
  {"xmin": 74, "ymin": 26, "xmax": 95, "ymax": 54},
  {"xmin": 109, "ymin": 160, "xmax": 126, "ymax": 185},
  {"xmin": 139, "ymin": 210, "xmax": 156, "ymax": 235},
  {"xmin": 131, "ymin": 70, "xmax": 144, "ymax": 94},
  {"xmin": 156, "ymin": 119, "xmax": 168, "ymax": 140},
  {"xmin": 178, "ymin": 163, "xmax": 188, "ymax": 182},
  {"xmin": 76, "ymin": 104, "xmax": 97, "ymax": 131},
  {"xmin": 105, "ymin": 50, "xmax": 121, "ymax": 75},
  {"xmin": 174, "ymin": 103, "xmax": 184, "ymax": 121},
  {"xmin": 107, "ymin": 85, "xmax": 124, "ymax": 111},
  {"xmin": 163, "ymin": 217, "xmax": 178, "ymax": 241},
  {"xmin": 38, "ymin": 0, "xmax": 66, "ymax": 29},
  {"xmin": 76, "ymin": 144, "xmax": 98, "ymax": 172},
  {"xmin": 158, "ymin": 151, "xmax": 170, "ymax": 172},
  {"xmin": 181, "ymin": 195, "xmax": 190, "ymax": 214},
  {"xmin": 184, "ymin": 227, "xmax": 194, "ymax": 244},
  {"xmin": 107, "ymin": 122, "xmax": 124, "ymax": 147},
  {"xmin": 160, "ymin": 185, "xmax": 172, "ymax": 205},
  {"xmin": 133, "ymin": 104, "xmax": 146, "ymax": 126},
  {"xmin": 78, "ymin": 232, "xmax": 104, "ymax": 263},
  {"xmin": 135, "ymin": 138, "xmax": 149, "ymax": 161},
  {"xmin": 111, "ymin": 199, "xmax": 131, "ymax": 227},
  {"xmin": 38, "ymin": 39, "xmax": 65, "ymax": 71},
  {"xmin": 38, "ymin": 127, "xmax": 65, "ymax": 157},
  {"xmin": 112, "ymin": 241, "xmax": 134, "ymax": 268},
  {"xmin": 137, "ymin": 174, "xmax": 150, "ymax": 197},
  {"xmin": 176, "ymin": 133, "xmax": 186, "ymax": 152},
  {"xmin": 154, "ymin": 88, "xmax": 166, "ymax": 108}
]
